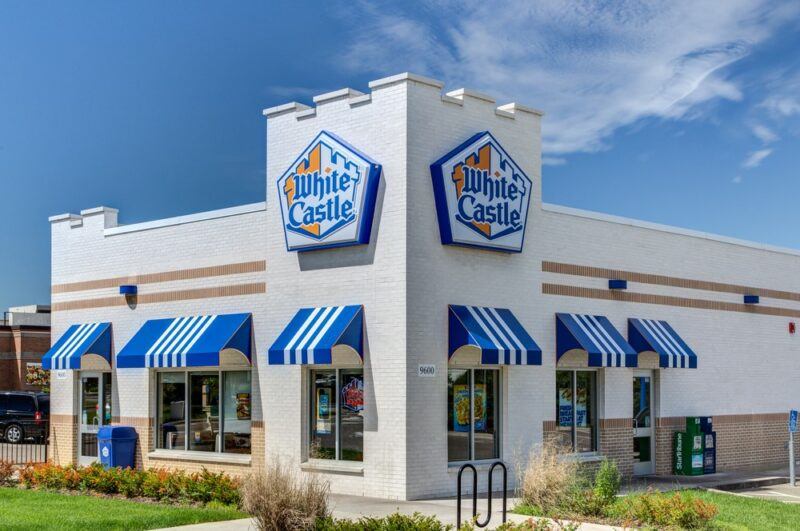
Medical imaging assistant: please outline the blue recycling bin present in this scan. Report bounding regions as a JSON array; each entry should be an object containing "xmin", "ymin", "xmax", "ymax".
[{"xmin": 97, "ymin": 426, "xmax": 138, "ymax": 469}]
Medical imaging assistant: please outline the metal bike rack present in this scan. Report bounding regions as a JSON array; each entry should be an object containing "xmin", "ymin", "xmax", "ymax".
[{"xmin": 456, "ymin": 461, "xmax": 507, "ymax": 529}]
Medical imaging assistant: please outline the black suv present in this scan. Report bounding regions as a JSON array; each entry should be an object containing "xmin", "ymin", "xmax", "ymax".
[{"xmin": 0, "ymin": 391, "xmax": 49, "ymax": 443}]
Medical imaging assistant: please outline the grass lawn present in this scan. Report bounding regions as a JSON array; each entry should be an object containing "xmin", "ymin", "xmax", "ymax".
[
  {"xmin": 516, "ymin": 489, "xmax": 800, "ymax": 530},
  {"xmin": 0, "ymin": 487, "xmax": 247, "ymax": 531},
  {"xmin": 690, "ymin": 489, "xmax": 800, "ymax": 530}
]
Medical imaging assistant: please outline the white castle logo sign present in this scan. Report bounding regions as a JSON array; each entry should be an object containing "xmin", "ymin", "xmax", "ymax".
[
  {"xmin": 430, "ymin": 131, "xmax": 532, "ymax": 252},
  {"xmin": 277, "ymin": 131, "xmax": 382, "ymax": 251}
]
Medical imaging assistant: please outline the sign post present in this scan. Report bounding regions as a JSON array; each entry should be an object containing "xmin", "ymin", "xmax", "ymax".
[{"xmin": 790, "ymin": 410, "xmax": 798, "ymax": 487}]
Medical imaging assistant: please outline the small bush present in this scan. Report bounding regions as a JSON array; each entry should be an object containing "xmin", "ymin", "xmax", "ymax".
[
  {"xmin": 518, "ymin": 441, "xmax": 579, "ymax": 513},
  {"xmin": 317, "ymin": 512, "xmax": 448, "ymax": 530},
  {"xmin": 592, "ymin": 459, "xmax": 620, "ymax": 507},
  {"xmin": 0, "ymin": 460, "xmax": 14, "ymax": 485},
  {"xmin": 17, "ymin": 462, "xmax": 239, "ymax": 506},
  {"xmin": 618, "ymin": 490, "xmax": 718, "ymax": 529},
  {"xmin": 241, "ymin": 460, "xmax": 329, "ymax": 531}
]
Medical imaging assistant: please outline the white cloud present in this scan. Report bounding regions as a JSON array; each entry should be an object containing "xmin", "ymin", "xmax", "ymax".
[
  {"xmin": 542, "ymin": 157, "xmax": 566, "ymax": 166},
  {"xmin": 732, "ymin": 175, "xmax": 743, "ymax": 184},
  {"xmin": 342, "ymin": 0, "xmax": 799, "ymax": 155},
  {"xmin": 742, "ymin": 148, "xmax": 773, "ymax": 168},
  {"xmin": 751, "ymin": 124, "xmax": 778, "ymax": 144}
]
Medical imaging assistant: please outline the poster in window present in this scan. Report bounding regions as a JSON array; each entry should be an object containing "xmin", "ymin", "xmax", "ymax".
[
  {"xmin": 473, "ymin": 384, "xmax": 486, "ymax": 431},
  {"xmin": 558, "ymin": 387, "xmax": 573, "ymax": 427},
  {"xmin": 575, "ymin": 386, "xmax": 588, "ymax": 427},
  {"xmin": 341, "ymin": 376, "xmax": 364, "ymax": 413},
  {"xmin": 236, "ymin": 393, "xmax": 251, "ymax": 420},
  {"xmin": 453, "ymin": 384, "xmax": 470, "ymax": 432},
  {"xmin": 316, "ymin": 389, "xmax": 332, "ymax": 434}
]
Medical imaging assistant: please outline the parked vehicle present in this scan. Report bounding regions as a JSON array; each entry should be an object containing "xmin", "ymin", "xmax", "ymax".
[{"xmin": 0, "ymin": 391, "xmax": 49, "ymax": 443}]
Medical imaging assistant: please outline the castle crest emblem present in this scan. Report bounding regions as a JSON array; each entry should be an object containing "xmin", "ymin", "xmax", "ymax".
[
  {"xmin": 278, "ymin": 131, "xmax": 381, "ymax": 251},
  {"xmin": 431, "ymin": 132, "xmax": 532, "ymax": 252}
]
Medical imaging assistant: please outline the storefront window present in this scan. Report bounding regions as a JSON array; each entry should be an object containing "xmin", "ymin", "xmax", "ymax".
[
  {"xmin": 310, "ymin": 368, "xmax": 364, "ymax": 462},
  {"xmin": 156, "ymin": 369, "xmax": 251, "ymax": 455},
  {"xmin": 447, "ymin": 368, "xmax": 500, "ymax": 462},
  {"xmin": 223, "ymin": 371, "xmax": 252, "ymax": 453},
  {"xmin": 157, "ymin": 372, "xmax": 186, "ymax": 450},
  {"xmin": 555, "ymin": 370, "xmax": 597, "ymax": 453},
  {"xmin": 189, "ymin": 373, "xmax": 219, "ymax": 452}
]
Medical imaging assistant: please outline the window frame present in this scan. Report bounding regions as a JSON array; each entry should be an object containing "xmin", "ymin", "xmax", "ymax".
[
  {"xmin": 308, "ymin": 367, "xmax": 364, "ymax": 463},
  {"xmin": 555, "ymin": 369, "xmax": 598, "ymax": 454},
  {"xmin": 155, "ymin": 368, "xmax": 252, "ymax": 455},
  {"xmin": 447, "ymin": 367, "xmax": 502, "ymax": 464}
]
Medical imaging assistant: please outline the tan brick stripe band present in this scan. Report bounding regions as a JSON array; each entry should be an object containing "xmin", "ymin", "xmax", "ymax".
[
  {"xmin": 543, "ymin": 260, "xmax": 800, "ymax": 302},
  {"xmin": 545, "ymin": 413, "xmax": 788, "ymax": 432},
  {"xmin": 52, "ymin": 282, "xmax": 266, "ymax": 311},
  {"xmin": 542, "ymin": 283, "xmax": 800, "ymax": 318},
  {"xmin": 656, "ymin": 413, "xmax": 788, "ymax": 428},
  {"xmin": 52, "ymin": 260, "xmax": 266, "ymax": 294}
]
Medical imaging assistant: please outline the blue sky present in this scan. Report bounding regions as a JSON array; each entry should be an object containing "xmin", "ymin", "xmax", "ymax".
[{"xmin": 1, "ymin": 1, "xmax": 799, "ymax": 310}]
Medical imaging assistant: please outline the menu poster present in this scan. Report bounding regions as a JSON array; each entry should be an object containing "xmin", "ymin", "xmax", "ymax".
[
  {"xmin": 453, "ymin": 385, "xmax": 470, "ymax": 433},
  {"xmin": 473, "ymin": 384, "xmax": 486, "ymax": 431},
  {"xmin": 558, "ymin": 387, "xmax": 573, "ymax": 427},
  {"xmin": 453, "ymin": 384, "xmax": 487, "ymax": 432},
  {"xmin": 575, "ymin": 385, "xmax": 588, "ymax": 427},
  {"xmin": 316, "ymin": 389, "xmax": 332, "ymax": 435},
  {"xmin": 236, "ymin": 393, "xmax": 251, "ymax": 420}
]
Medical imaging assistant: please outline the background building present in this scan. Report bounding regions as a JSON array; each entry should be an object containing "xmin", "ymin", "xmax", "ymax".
[{"xmin": 0, "ymin": 305, "xmax": 50, "ymax": 390}]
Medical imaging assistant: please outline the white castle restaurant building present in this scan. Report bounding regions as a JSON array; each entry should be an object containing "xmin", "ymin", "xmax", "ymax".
[{"xmin": 46, "ymin": 73, "xmax": 798, "ymax": 500}]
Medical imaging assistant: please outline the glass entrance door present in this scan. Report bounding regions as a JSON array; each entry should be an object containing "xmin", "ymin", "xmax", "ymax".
[
  {"xmin": 79, "ymin": 373, "xmax": 112, "ymax": 464},
  {"xmin": 633, "ymin": 371, "xmax": 655, "ymax": 475}
]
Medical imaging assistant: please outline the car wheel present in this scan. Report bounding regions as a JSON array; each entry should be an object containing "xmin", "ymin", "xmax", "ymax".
[{"xmin": 4, "ymin": 424, "xmax": 24, "ymax": 444}]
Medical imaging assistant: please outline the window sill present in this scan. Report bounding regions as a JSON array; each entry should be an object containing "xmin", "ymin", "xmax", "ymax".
[
  {"xmin": 148, "ymin": 449, "xmax": 252, "ymax": 466},
  {"xmin": 447, "ymin": 459, "xmax": 505, "ymax": 472},
  {"xmin": 300, "ymin": 459, "xmax": 364, "ymax": 476},
  {"xmin": 558, "ymin": 452, "xmax": 604, "ymax": 463}
]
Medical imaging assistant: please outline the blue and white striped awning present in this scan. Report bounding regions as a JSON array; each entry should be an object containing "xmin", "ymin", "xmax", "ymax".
[
  {"xmin": 628, "ymin": 318, "xmax": 697, "ymax": 369},
  {"xmin": 268, "ymin": 305, "xmax": 363, "ymax": 365},
  {"xmin": 556, "ymin": 313, "xmax": 637, "ymax": 368},
  {"xmin": 117, "ymin": 313, "xmax": 252, "ymax": 368},
  {"xmin": 42, "ymin": 323, "xmax": 112, "ymax": 370},
  {"xmin": 449, "ymin": 305, "xmax": 542, "ymax": 365}
]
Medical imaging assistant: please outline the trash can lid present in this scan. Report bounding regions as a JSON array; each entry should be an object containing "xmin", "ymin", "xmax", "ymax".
[{"xmin": 98, "ymin": 425, "xmax": 138, "ymax": 439}]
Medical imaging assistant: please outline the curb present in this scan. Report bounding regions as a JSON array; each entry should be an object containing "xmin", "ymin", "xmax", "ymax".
[{"xmin": 708, "ymin": 477, "xmax": 789, "ymax": 492}]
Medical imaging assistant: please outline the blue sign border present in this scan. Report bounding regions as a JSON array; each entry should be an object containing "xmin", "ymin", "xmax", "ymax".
[
  {"xmin": 277, "ymin": 130, "xmax": 382, "ymax": 252},
  {"xmin": 430, "ymin": 131, "xmax": 533, "ymax": 253}
]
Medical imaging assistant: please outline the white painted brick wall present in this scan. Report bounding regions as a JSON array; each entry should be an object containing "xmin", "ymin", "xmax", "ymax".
[{"xmin": 49, "ymin": 72, "xmax": 800, "ymax": 501}]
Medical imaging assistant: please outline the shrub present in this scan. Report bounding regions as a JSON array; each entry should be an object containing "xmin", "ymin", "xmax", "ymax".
[
  {"xmin": 592, "ymin": 459, "xmax": 621, "ymax": 507},
  {"xmin": 317, "ymin": 512, "xmax": 448, "ymax": 531},
  {"xmin": 241, "ymin": 460, "xmax": 329, "ymax": 531},
  {"xmin": 16, "ymin": 462, "xmax": 240, "ymax": 506},
  {"xmin": 0, "ymin": 460, "xmax": 14, "ymax": 485},
  {"xmin": 618, "ymin": 490, "xmax": 718, "ymax": 529},
  {"xmin": 518, "ymin": 440, "xmax": 579, "ymax": 513}
]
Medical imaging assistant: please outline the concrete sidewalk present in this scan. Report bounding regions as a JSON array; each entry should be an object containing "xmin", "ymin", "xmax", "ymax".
[
  {"xmin": 622, "ymin": 465, "xmax": 791, "ymax": 494},
  {"xmin": 156, "ymin": 492, "xmax": 615, "ymax": 530},
  {"xmin": 156, "ymin": 465, "xmax": 795, "ymax": 530}
]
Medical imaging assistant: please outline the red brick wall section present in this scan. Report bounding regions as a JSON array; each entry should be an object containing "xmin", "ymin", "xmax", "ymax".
[
  {"xmin": 599, "ymin": 418, "xmax": 634, "ymax": 478},
  {"xmin": 0, "ymin": 327, "xmax": 49, "ymax": 390},
  {"xmin": 655, "ymin": 414, "xmax": 790, "ymax": 475}
]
